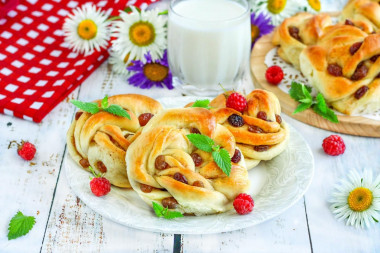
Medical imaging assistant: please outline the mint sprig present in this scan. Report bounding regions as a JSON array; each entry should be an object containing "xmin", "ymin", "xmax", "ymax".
[
  {"xmin": 152, "ymin": 202, "xmax": 183, "ymax": 219},
  {"xmin": 71, "ymin": 95, "xmax": 131, "ymax": 119},
  {"xmin": 191, "ymin": 99, "xmax": 211, "ymax": 109},
  {"xmin": 289, "ymin": 82, "xmax": 339, "ymax": 123},
  {"xmin": 186, "ymin": 134, "xmax": 232, "ymax": 176},
  {"xmin": 8, "ymin": 211, "xmax": 36, "ymax": 240}
]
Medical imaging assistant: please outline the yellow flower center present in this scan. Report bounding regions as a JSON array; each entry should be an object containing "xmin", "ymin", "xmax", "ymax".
[
  {"xmin": 347, "ymin": 187, "xmax": 373, "ymax": 212},
  {"xmin": 308, "ymin": 0, "xmax": 321, "ymax": 11},
  {"xmin": 143, "ymin": 63, "xmax": 168, "ymax": 82},
  {"xmin": 129, "ymin": 21, "xmax": 155, "ymax": 46},
  {"xmin": 251, "ymin": 25, "xmax": 260, "ymax": 42},
  {"xmin": 77, "ymin": 19, "xmax": 97, "ymax": 40},
  {"xmin": 267, "ymin": 0, "xmax": 287, "ymax": 14}
]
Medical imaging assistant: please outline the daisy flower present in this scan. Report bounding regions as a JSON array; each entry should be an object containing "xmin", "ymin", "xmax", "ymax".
[
  {"xmin": 63, "ymin": 4, "xmax": 110, "ymax": 55},
  {"xmin": 251, "ymin": 12, "xmax": 275, "ymax": 48},
  {"xmin": 127, "ymin": 50, "xmax": 173, "ymax": 89},
  {"xmin": 109, "ymin": 49, "xmax": 131, "ymax": 76},
  {"xmin": 111, "ymin": 7, "xmax": 167, "ymax": 63},
  {"xmin": 302, "ymin": 0, "xmax": 322, "ymax": 13},
  {"xmin": 250, "ymin": 0, "xmax": 302, "ymax": 26},
  {"xmin": 329, "ymin": 169, "xmax": 380, "ymax": 229}
]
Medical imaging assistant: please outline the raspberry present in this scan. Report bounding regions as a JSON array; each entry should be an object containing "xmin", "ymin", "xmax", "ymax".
[
  {"xmin": 17, "ymin": 141, "xmax": 36, "ymax": 161},
  {"xmin": 228, "ymin": 114, "xmax": 244, "ymax": 127},
  {"xmin": 233, "ymin": 193, "xmax": 254, "ymax": 215},
  {"xmin": 265, "ymin": 65, "xmax": 284, "ymax": 85},
  {"xmin": 89, "ymin": 166, "xmax": 111, "ymax": 197},
  {"xmin": 322, "ymin": 135, "xmax": 346, "ymax": 156},
  {"xmin": 90, "ymin": 177, "xmax": 111, "ymax": 197},
  {"xmin": 226, "ymin": 93, "xmax": 247, "ymax": 112}
]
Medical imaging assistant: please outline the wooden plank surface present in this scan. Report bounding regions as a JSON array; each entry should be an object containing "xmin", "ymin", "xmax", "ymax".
[{"xmin": 250, "ymin": 32, "xmax": 380, "ymax": 138}]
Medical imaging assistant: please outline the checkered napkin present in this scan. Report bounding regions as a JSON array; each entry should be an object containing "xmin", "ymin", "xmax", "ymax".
[{"xmin": 0, "ymin": 0, "xmax": 154, "ymax": 123}]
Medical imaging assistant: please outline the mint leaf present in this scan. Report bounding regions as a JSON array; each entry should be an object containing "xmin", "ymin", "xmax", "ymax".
[
  {"xmin": 103, "ymin": 104, "xmax": 131, "ymax": 119},
  {"xmin": 8, "ymin": 211, "xmax": 36, "ymax": 240},
  {"xmin": 289, "ymin": 82, "xmax": 308, "ymax": 101},
  {"xmin": 312, "ymin": 93, "xmax": 339, "ymax": 123},
  {"xmin": 152, "ymin": 202, "xmax": 183, "ymax": 219},
  {"xmin": 71, "ymin": 100, "xmax": 100, "ymax": 114},
  {"xmin": 212, "ymin": 149, "xmax": 231, "ymax": 176},
  {"xmin": 191, "ymin": 99, "xmax": 211, "ymax": 109},
  {"xmin": 293, "ymin": 103, "xmax": 311, "ymax": 114},
  {"xmin": 101, "ymin": 95, "xmax": 109, "ymax": 109},
  {"xmin": 186, "ymin": 134, "xmax": 214, "ymax": 153}
]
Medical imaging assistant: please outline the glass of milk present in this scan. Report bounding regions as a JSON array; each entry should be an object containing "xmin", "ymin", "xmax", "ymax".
[{"xmin": 168, "ymin": 0, "xmax": 251, "ymax": 96}]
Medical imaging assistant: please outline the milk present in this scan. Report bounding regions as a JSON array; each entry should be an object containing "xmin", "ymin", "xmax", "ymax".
[{"xmin": 168, "ymin": 0, "xmax": 251, "ymax": 95}]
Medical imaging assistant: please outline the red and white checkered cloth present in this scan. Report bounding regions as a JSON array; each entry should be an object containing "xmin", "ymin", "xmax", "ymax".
[{"xmin": 0, "ymin": 0, "xmax": 154, "ymax": 122}]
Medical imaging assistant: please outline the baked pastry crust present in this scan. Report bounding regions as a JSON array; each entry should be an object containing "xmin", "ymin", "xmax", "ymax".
[
  {"xmin": 126, "ymin": 108, "xmax": 250, "ymax": 215},
  {"xmin": 66, "ymin": 94, "xmax": 163, "ymax": 188},
  {"xmin": 209, "ymin": 90, "xmax": 289, "ymax": 163},
  {"xmin": 340, "ymin": 0, "xmax": 380, "ymax": 32},
  {"xmin": 300, "ymin": 24, "xmax": 380, "ymax": 115},
  {"xmin": 272, "ymin": 12, "xmax": 332, "ymax": 70}
]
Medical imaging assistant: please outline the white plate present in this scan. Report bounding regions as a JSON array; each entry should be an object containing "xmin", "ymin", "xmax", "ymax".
[{"xmin": 65, "ymin": 97, "xmax": 314, "ymax": 234}]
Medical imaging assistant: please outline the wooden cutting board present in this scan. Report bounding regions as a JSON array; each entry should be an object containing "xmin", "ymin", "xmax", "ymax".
[{"xmin": 250, "ymin": 32, "xmax": 380, "ymax": 138}]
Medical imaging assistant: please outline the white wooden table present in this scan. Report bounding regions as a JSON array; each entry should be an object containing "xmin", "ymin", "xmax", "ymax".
[{"xmin": 0, "ymin": 61, "xmax": 379, "ymax": 253}]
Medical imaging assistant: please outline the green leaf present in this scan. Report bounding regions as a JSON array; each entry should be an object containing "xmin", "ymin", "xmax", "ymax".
[
  {"xmin": 212, "ymin": 149, "xmax": 232, "ymax": 176},
  {"xmin": 289, "ymin": 82, "xmax": 312, "ymax": 101},
  {"xmin": 71, "ymin": 100, "xmax": 100, "ymax": 114},
  {"xmin": 186, "ymin": 134, "xmax": 214, "ymax": 153},
  {"xmin": 191, "ymin": 99, "xmax": 211, "ymax": 109},
  {"xmin": 158, "ymin": 10, "xmax": 168, "ymax": 15},
  {"xmin": 103, "ymin": 105, "xmax": 131, "ymax": 119},
  {"xmin": 152, "ymin": 202, "xmax": 183, "ymax": 219},
  {"xmin": 373, "ymin": 217, "xmax": 379, "ymax": 223},
  {"xmin": 101, "ymin": 95, "xmax": 109, "ymax": 109},
  {"xmin": 293, "ymin": 103, "xmax": 311, "ymax": 114},
  {"xmin": 312, "ymin": 93, "xmax": 339, "ymax": 123},
  {"xmin": 8, "ymin": 211, "xmax": 36, "ymax": 240}
]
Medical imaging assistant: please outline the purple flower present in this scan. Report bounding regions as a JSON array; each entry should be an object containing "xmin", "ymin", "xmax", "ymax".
[
  {"xmin": 127, "ymin": 50, "xmax": 173, "ymax": 90},
  {"xmin": 251, "ymin": 12, "xmax": 275, "ymax": 48}
]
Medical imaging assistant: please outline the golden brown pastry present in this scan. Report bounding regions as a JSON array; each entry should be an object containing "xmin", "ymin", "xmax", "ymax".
[
  {"xmin": 340, "ymin": 0, "xmax": 380, "ymax": 32},
  {"xmin": 126, "ymin": 108, "xmax": 250, "ymax": 215},
  {"xmin": 66, "ymin": 94, "xmax": 163, "ymax": 188},
  {"xmin": 272, "ymin": 12, "xmax": 332, "ymax": 70},
  {"xmin": 209, "ymin": 90, "xmax": 289, "ymax": 163},
  {"xmin": 300, "ymin": 24, "xmax": 380, "ymax": 115}
]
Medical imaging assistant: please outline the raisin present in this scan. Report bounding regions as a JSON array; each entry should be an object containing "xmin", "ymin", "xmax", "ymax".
[
  {"xmin": 327, "ymin": 64, "xmax": 343, "ymax": 77},
  {"xmin": 248, "ymin": 125, "xmax": 263, "ymax": 133},
  {"xmin": 354, "ymin": 86, "xmax": 369, "ymax": 99},
  {"xmin": 349, "ymin": 42, "xmax": 362, "ymax": 55},
  {"xmin": 155, "ymin": 155, "xmax": 169, "ymax": 170},
  {"xmin": 190, "ymin": 153, "xmax": 203, "ymax": 167},
  {"xmin": 288, "ymin": 26, "xmax": 301, "ymax": 41},
  {"xmin": 97, "ymin": 161, "xmax": 107, "ymax": 173},
  {"xmin": 257, "ymin": 111, "xmax": 267, "ymax": 121},
  {"xmin": 140, "ymin": 184, "xmax": 153, "ymax": 193},
  {"xmin": 351, "ymin": 62, "xmax": 368, "ymax": 81},
  {"xmin": 345, "ymin": 19, "xmax": 354, "ymax": 26},
  {"xmin": 370, "ymin": 55, "xmax": 380, "ymax": 62},
  {"xmin": 162, "ymin": 197, "xmax": 178, "ymax": 209},
  {"xmin": 377, "ymin": 73, "xmax": 380, "ymax": 78},
  {"xmin": 138, "ymin": 113, "xmax": 154, "ymax": 126},
  {"xmin": 275, "ymin": 114, "xmax": 282, "ymax": 124},
  {"xmin": 75, "ymin": 111, "xmax": 83, "ymax": 120},
  {"xmin": 254, "ymin": 145, "xmax": 270, "ymax": 152},
  {"xmin": 228, "ymin": 114, "xmax": 244, "ymax": 127},
  {"xmin": 173, "ymin": 172, "xmax": 188, "ymax": 184},
  {"xmin": 192, "ymin": 181, "xmax": 204, "ymax": 188},
  {"xmin": 79, "ymin": 158, "xmax": 90, "ymax": 168},
  {"xmin": 190, "ymin": 127, "xmax": 201, "ymax": 134},
  {"xmin": 231, "ymin": 149, "xmax": 241, "ymax": 163}
]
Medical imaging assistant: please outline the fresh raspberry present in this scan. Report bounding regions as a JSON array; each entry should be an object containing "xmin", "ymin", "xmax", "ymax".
[
  {"xmin": 89, "ymin": 166, "xmax": 111, "ymax": 197},
  {"xmin": 322, "ymin": 135, "xmax": 346, "ymax": 156},
  {"xmin": 17, "ymin": 141, "xmax": 36, "ymax": 161},
  {"xmin": 233, "ymin": 193, "xmax": 254, "ymax": 215},
  {"xmin": 226, "ymin": 93, "xmax": 247, "ymax": 112},
  {"xmin": 265, "ymin": 65, "xmax": 284, "ymax": 85}
]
